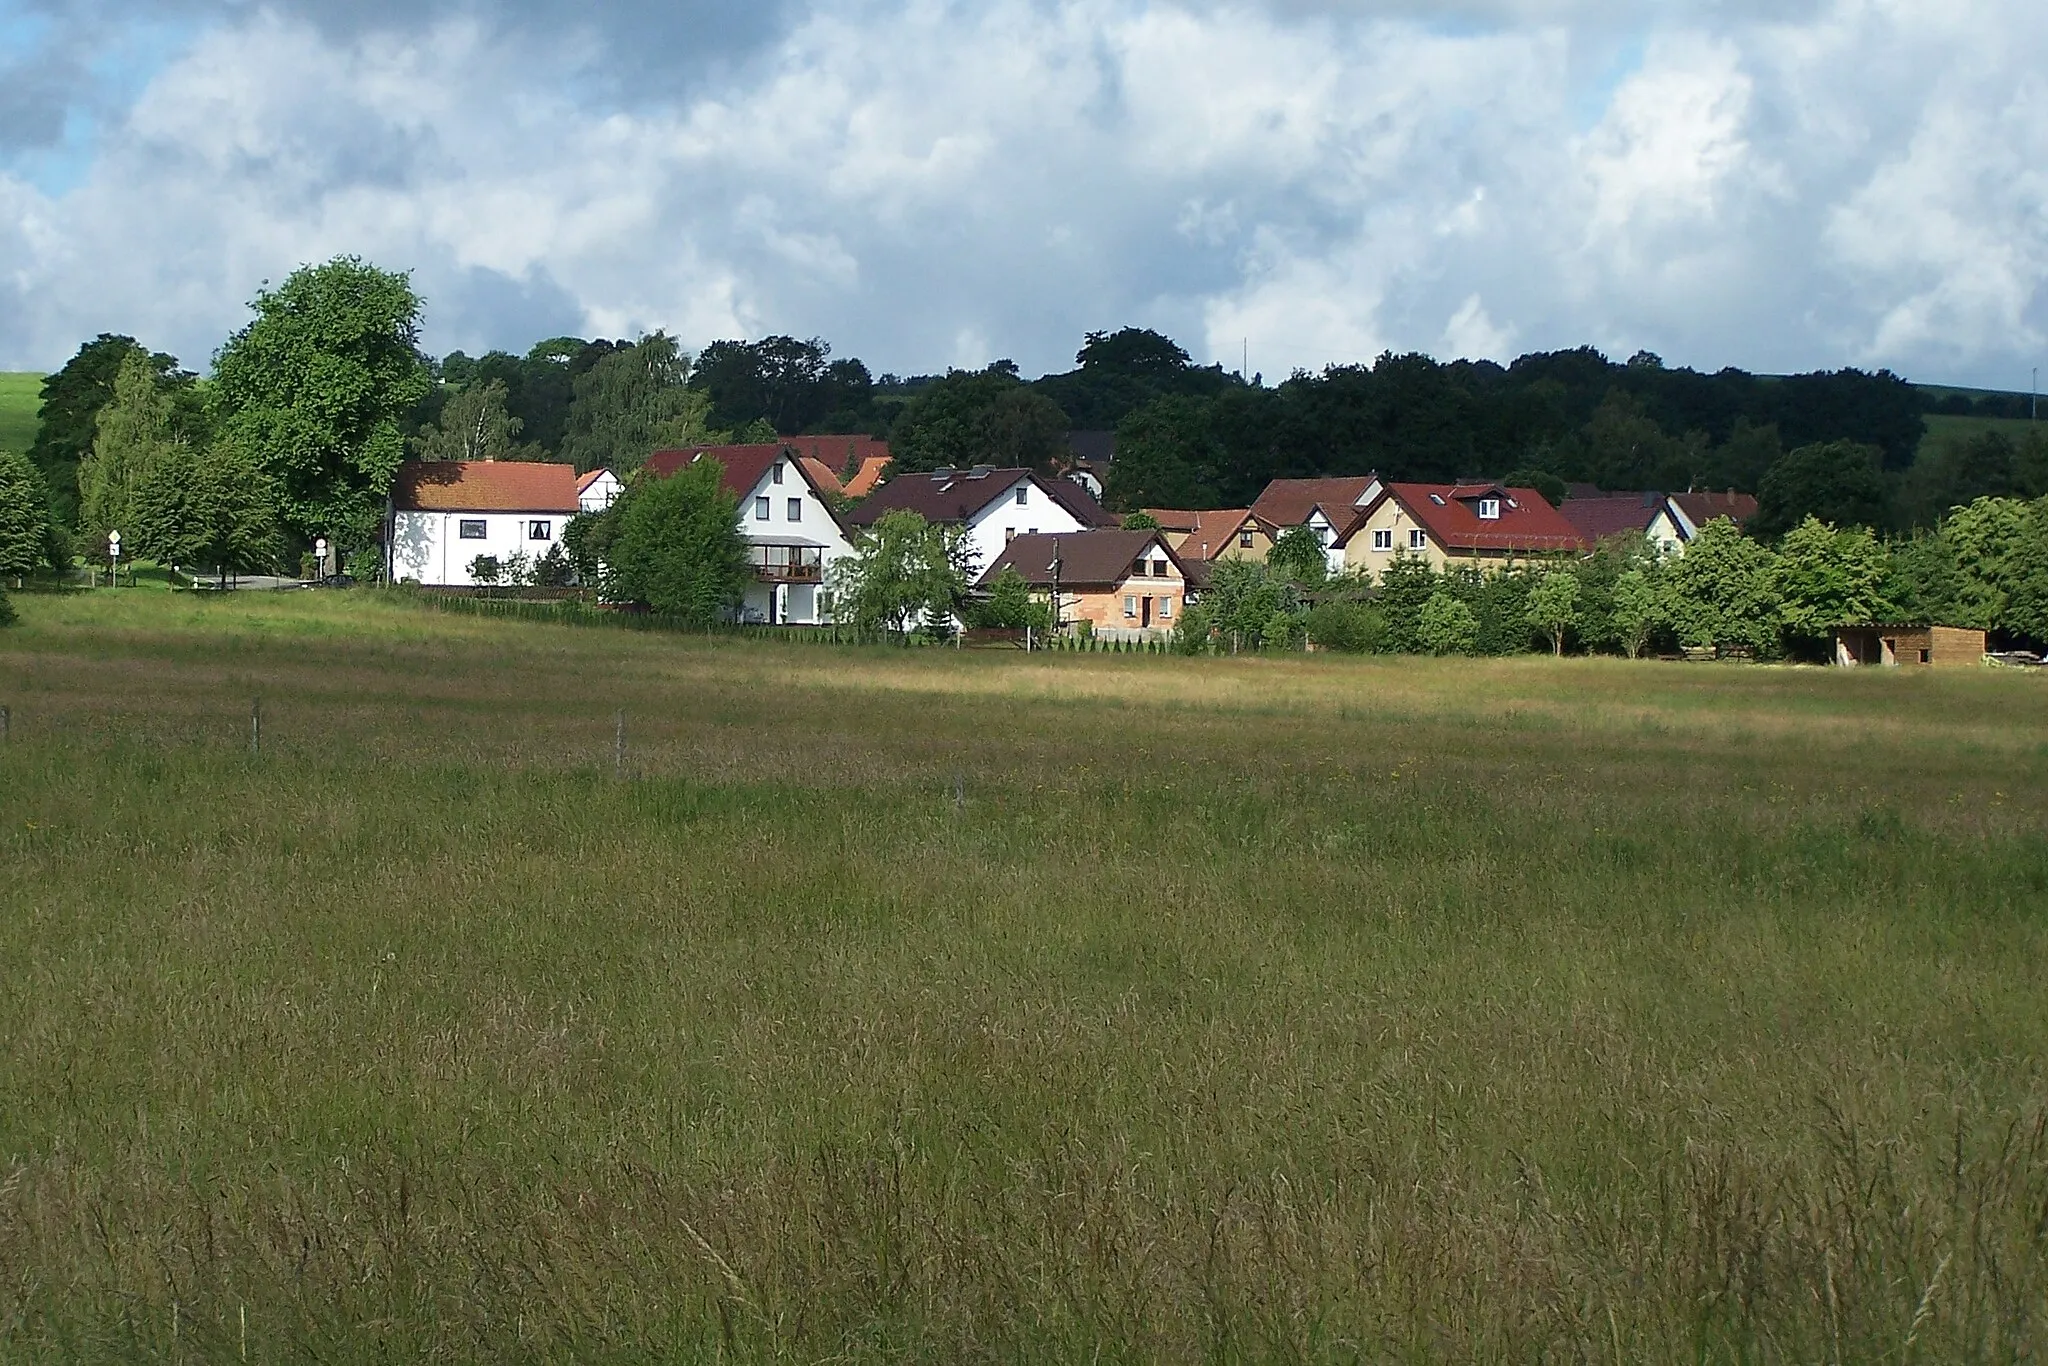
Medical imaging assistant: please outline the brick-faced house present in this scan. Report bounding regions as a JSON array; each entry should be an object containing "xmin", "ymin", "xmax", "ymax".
[
  {"xmin": 979, "ymin": 530, "xmax": 1189, "ymax": 640},
  {"xmin": 643, "ymin": 443, "xmax": 855, "ymax": 625},
  {"xmin": 1336, "ymin": 482, "xmax": 1587, "ymax": 579}
]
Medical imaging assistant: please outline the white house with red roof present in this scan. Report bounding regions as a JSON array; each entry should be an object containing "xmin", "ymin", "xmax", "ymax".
[
  {"xmin": 643, "ymin": 443, "xmax": 856, "ymax": 625},
  {"xmin": 1336, "ymin": 482, "xmax": 1588, "ymax": 579},
  {"xmin": 576, "ymin": 468, "xmax": 623, "ymax": 513},
  {"xmin": 386, "ymin": 461, "xmax": 582, "ymax": 587}
]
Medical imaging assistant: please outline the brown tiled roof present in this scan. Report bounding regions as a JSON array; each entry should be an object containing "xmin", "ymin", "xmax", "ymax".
[
  {"xmin": 1249, "ymin": 476, "xmax": 1380, "ymax": 528},
  {"xmin": 1349, "ymin": 483, "xmax": 1588, "ymax": 553},
  {"xmin": 978, "ymin": 530, "xmax": 1184, "ymax": 588},
  {"xmin": 1559, "ymin": 493, "xmax": 1664, "ymax": 541},
  {"xmin": 1670, "ymin": 491, "xmax": 1759, "ymax": 527},
  {"xmin": 391, "ymin": 461, "xmax": 581, "ymax": 513},
  {"xmin": 1044, "ymin": 475, "xmax": 1121, "ymax": 527},
  {"xmin": 841, "ymin": 455, "xmax": 891, "ymax": 497},
  {"xmin": 797, "ymin": 457, "xmax": 842, "ymax": 495},
  {"xmin": 643, "ymin": 445, "xmax": 847, "ymax": 533}
]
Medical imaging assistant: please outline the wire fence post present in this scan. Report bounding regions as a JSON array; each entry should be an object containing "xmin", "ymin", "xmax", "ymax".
[
  {"xmin": 1, "ymin": 705, "xmax": 9, "ymax": 743},
  {"xmin": 614, "ymin": 709, "xmax": 625, "ymax": 781},
  {"xmin": 250, "ymin": 698, "xmax": 261, "ymax": 756}
]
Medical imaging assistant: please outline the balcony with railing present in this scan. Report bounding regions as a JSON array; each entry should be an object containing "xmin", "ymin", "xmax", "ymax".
[{"xmin": 750, "ymin": 544, "xmax": 825, "ymax": 583}]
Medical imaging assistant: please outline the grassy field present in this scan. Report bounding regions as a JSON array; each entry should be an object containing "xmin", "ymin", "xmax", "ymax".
[
  {"xmin": 2, "ymin": 590, "xmax": 2046, "ymax": 1361},
  {"xmin": 0, "ymin": 372, "xmax": 40, "ymax": 458},
  {"xmin": 1918, "ymin": 412, "xmax": 2042, "ymax": 462}
]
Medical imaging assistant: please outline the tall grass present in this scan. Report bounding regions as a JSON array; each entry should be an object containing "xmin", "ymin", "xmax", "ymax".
[{"xmin": 2, "ymin": 591, "xmax": 2045, "ymax": 1361}]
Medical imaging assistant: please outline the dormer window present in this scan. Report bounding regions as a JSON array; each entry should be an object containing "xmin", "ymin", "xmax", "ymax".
[{"xmin": 1478, "ymin": 498, "xmax": 1501, "ymax": 520}]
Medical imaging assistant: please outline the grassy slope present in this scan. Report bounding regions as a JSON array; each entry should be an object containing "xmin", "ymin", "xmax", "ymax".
[
  {"xmin": 2, "ymin": 593, "xmax": 2046, "ymax": 1360},
  {"xmin": 1920, "ymin": 411, "xmax": 2043, "ymax": 460},
  {"xmin": 0, "ymin": 372, "xmax": 40, "ymax": 458}
]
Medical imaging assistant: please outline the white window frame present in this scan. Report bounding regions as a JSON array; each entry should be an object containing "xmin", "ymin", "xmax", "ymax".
[
  {"xmin": 754, "ymin": 496, "xmax": 771, "ymax": 521},
  {"xmin": 1159, "ymin": 597, "xmax": 1173, "ymax": 619},
  {"xmin": 528, "ymin": 520, "xmax": 552, "ymax": 541},
  {"xmin": 1478, "ymin": 498, "xmax": 1501, "ymax": 520},
  {"xmin": 1408, "ymin": 528, "xmax": 1427, "ymax": 551},
  {"xmin": 1371, "ymin": 528, "xmax": 1393, "ymax": 552},
  {"xmin": 1123, "ymin": 595, "xmax": 1136, "ymax": 618}
]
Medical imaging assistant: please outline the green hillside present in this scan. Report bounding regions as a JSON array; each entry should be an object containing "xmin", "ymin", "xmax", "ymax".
[
  {"xmin": 1918, "ymin": 412, "xmax": 2042, "ymax": 462},
  {"xmin": 0, "ymin": 372, "xmax": 41, "ymax": 458}
]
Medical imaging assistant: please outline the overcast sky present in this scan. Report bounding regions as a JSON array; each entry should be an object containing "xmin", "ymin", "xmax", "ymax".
[{"xmin": 1, "ymin": 0, "xmax": 2043, "ymax": 387}]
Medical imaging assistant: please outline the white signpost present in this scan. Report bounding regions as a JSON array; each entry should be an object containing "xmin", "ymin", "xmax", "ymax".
[
  {"xmin": 107, "ymin": 530, "xmax": 121, "ymax": 588},
  {"xmin": 314, "ymin": 537, "xmax": 329, "ymax": 582}
]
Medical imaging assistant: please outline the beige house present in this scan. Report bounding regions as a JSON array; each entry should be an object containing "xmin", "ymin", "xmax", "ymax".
[
  {"xmin": 1336, "ymin": 482, "xmax": 1589, "ymax": 580},
  {"xmin": 1145, "ymin": 508, "xmax": 1275, "ymax": 564}
]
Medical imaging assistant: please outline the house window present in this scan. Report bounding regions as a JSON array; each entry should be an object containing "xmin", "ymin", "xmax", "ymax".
[
  {"xmin": 1372, "ymin": 529, "xmax": 1393, "ymax": 551},
  {"xmin": 1159, "ymin": 597, "xmax": 1173, "ymax": 619},
  {"xmin": 1408, "ymin": 529, "xmax": 1427, "ymax": 551},
  {"xmin": 1123, "ymin": 595, "xmax": 1136, "ymax": 618},
  {"xmin": 787, "ymin": 498, "xmax": 802, "ymax": 522},
  {"xmin": 1005, "ymin": 527, "xmax": 1016, "ymax": 542},
  {"xmin": 820, "ymin": 590, "xmax": 834, "ymax": 614},
  {"xmin": 755, "ymin": 497, "xmax": 771, "ymax": 520},
  {"xmin": 1028, "ymin": 528, "xmax": 1038, "ymax": 535},
  {"xmin": 528, "ymin": 520, "xmax": 552, "ymax": 540},
  {"xmin": 458, "ymin": 519, "xmax": 487, "ymax": 540},
  {"xmin": 1920, "ymin": 649, "xmax": 1931, "ymax": 663},
  {"xmin": 1152, "ymin": 559, "xmax": 1167, "ymax": 577},
  {"xmin": 1239, "ymin": 530, "xmax": 1253, "ymax": 548},
  {"xmin": 1014, "ymin": 486, "xmax": 1028, "ymax": 506},
  {"xmin": 1478, "ymin": 498, "xmax": 1501, "ymax": 520},
  {"xmin": 771, "ymin": 463, "xmax": 783, "ymax": 485}
]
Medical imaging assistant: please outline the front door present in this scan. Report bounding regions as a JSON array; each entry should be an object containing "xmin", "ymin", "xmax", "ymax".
[{"xmin": 1140, "ymin": 596, "xmax": 1152, "ymax": 628}]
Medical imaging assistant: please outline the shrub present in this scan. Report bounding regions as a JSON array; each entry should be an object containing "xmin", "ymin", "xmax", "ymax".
[
  {"xmin": 468, "ymin": 555, "xmax": 503, "ymax": 586},
  {"xmin": 1418, "ymin": 592, "xmax": 1480, "ymax": 655},
  {"xmin": 1305, "ymin": 601, "xmax": 1387, "ymax": 653},
  {"xmin": 1261, "ymin": 608, "xmax": 1302, "ymax": 651},
  {"xmin": 0, "ymin": 585, "xmax": 15, "ymax": 627}
]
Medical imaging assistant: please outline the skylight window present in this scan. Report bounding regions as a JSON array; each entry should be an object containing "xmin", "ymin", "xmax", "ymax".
[{"xmin": 1429, "ymin": 493, "xmax": 1446, "ymax": 505}]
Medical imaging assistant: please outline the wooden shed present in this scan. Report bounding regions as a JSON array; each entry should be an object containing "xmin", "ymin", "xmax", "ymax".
[{"xmin": 1833, "ymin": 625, "xmax": 1986, "ymax": 668}]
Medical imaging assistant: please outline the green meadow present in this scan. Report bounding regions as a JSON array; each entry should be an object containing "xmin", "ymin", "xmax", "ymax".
[
  {"xmin": 1, "ymin": 590, "xmax": 2045, "ymax": 1362},
  {"xmin": 0, "ymin": 373, "xmax": 41, "ymax": 458},
  {"xmin": 1919, "ymin": 412, "xmax": 2042, "ymax": 461}
]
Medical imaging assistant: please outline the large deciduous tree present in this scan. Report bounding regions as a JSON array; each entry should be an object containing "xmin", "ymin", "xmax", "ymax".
[
  {"xmin": 411, "ymin": 380, "xmax": 529, "ymax": 461},
  {"xmin": 1771, "ymin": 517, "xmax": 1893, "ymax": 652},
  {"xmin": 211, "ymin": 257, "xmax": 430, "ymax": 549},
  {"xmin": 828, "ymin": 510, "xmax": 973, "ymax": 641},
  {"xmin": 27, "ymin": 334, "xmax": 198, "ymax": 529},
  {"xmin": 1941, "ymin": 496, "xmax": 2048, "ymax": 642},
  {"xmin": 78, "ymin": 351, "xmax": 181, "ymax": 547},
  {"xmin": 1525, "ymin": 569, "xmax": 1582, "ymax": 655},
  {"xmin": 1660, "ymin": 519, "xmax": 1780, "ymax": 652},
  {"xmin": 1753, "ymin": 440, "xmax": 1891, "ymax": 539},
  {"xmin": 1106, "ymin": 396, "xmax": 1225, "ymax": 510},
  {"xmin": 561, "ymin": 334, "xmax": 722, "ymax": 473},
  {"xmin": 604, "ymin": 460, "xmax": 751, "ymax": 624},
  {"xmin": 134, "ymin": 443, "xmax": 279, "ymax": 579},
  {"xmin": 0, "ymin": 449, "xmax": 55, "ymax": 581},
  {"xmin": 889, "ymin": 364, "xmax": 1070, "ymax": 474}
]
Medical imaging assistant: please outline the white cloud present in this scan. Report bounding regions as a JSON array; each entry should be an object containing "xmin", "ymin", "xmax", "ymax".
[{"xmin": 0, "ymin": 0, "xmax": 2042, "ymax": 389}]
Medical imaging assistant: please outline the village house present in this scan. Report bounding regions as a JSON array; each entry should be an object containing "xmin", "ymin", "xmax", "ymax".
[
  {"xmin": 576, "ymin": 468, "xmax": 624, "ymax": 513},
  {"xmin": 979, "ymin": 529, "xmax": 1190, "ymax": 640},
  {"xmin": 846, "ymin": 465, "xmax": 1118, "ymax": 578},
  {"xmin": 1144, "ymin": 507, "xmax": 1276, "ymax": 564},
  {"xmin": 1248, "ymin": 476, "xmax": 1384, "ymax": 573},
  {"xmin": 386, "ymin": 460, "xmax": 581, "ymax": 587},
  {"xmin": 1335, "ymin": 482, "xmax": 1587, "ymax": 579},
  {"xmin": 1560, "ymin": 490, "xmax": 1759, "ymax": 555},
  {"xmin": 1833, "ymin": 624, "xmax": 1987, "ymax": 668},
  {"xmin": 644, "ymin": 443, "xmax": 856, "ymax": 626},
  {"xmin": 1063, "ymin": 431, "xmax": 1116, "ymax": 499}
]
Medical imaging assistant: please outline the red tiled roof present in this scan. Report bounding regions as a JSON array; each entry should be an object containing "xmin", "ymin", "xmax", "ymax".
[
  {"xmin": 574, "ymin": 469, "xmax": 612, "ymax": 493},
  {"xmin": 643, "ymin": 445, "xmax": 848, "ymax": 534},
  {"xmin": 1559, "ymin": 494, "xmax": 1665, "ymax": 541},
  {"xmin": 1350, "ymin": 483, "xmax": 1588, "ymax": 553},
  {"xmin": 1144, "ymin": 507, "xmax": 1264, "ymax": 559},
  {"xmin": 840, "ymin": 456, "xmax": 890, "ymax": 498},
  {"xmin": 978, "ymin": 530, "xmax": 1184, "ymax": 588},
  {"xmin": 1249, "ymin": 476, "xmax": 1380, "ymax": 528},
  {"xmin": 391, "ymin": 461, "xmax": 581, "ymax": 513}
]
